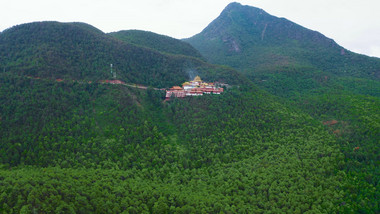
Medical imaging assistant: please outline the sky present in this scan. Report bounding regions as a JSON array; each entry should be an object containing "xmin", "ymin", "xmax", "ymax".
[{"xmin": 1, "ymin": 0, "xmax": 380, "ymax": 58}]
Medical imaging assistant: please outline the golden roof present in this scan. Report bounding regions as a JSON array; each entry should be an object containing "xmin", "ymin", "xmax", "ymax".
[
  {"xmin": 193, "ymin": 76, "xmax": 202, "ymax": 82},
  {"xmin": 171, "ymin": 86, "xmax": 183, "ymax": 90},
  {"xmin": 182, "ymin": 82, "xmax": 191, "ymax": 86}
]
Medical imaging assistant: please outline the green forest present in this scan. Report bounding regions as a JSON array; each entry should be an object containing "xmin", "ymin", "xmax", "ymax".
[
  {"xmin": 0, "ymin": 73, "xmax": 378, "ymax": 213},
  {"xmin": 186, "ymin": 3, "xmax": 379, "ymax": 213},
  {"xmin": 0, "ymin": 22, "xmax": 244, "ymax": 88},
  {"xmin": 0, "ymin": 3, "xmax": 379, "ymax": 213}
]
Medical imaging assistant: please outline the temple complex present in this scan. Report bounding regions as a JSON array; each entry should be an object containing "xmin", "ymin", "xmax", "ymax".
[{"xmin": 165, "ymin": 76, "xmax": 224, "ymax": 100}]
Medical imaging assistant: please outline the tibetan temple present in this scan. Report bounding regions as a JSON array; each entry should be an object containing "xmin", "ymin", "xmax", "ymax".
[{"xmin": 165, "ymin": 76, "xmax": 224, "ymax": 100}]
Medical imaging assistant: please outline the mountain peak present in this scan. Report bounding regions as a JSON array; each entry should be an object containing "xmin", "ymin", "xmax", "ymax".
[
  {"xmin": 223, "ymin": 2, "xmax": 263, "ymax": 12},
  {"xmin": 193, "ymin": 2, "xmax": 275, "ymax": 43},
  {"xmin": 224, "ymin": 2, "xmax": 242, "ymax": 9},
  {"xmin": 185, "ymin": 3, "xmax": 380, "ymax": 78},
  {"xmin": 221, "ymin": 2, "xmax": 269, "ymax": 18}
]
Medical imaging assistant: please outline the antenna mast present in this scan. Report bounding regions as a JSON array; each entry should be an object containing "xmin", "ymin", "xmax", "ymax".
[{"xmin": 110, "ymin": 64, "xmax": 116, "ymax": 78}]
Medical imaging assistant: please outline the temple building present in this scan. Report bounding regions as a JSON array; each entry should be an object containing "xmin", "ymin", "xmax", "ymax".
[{"xmin": 165, "ymin": 76, "xmax": 224, "ymax": 100}]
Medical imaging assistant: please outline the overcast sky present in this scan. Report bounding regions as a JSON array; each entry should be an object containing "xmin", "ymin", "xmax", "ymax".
[{"xmin": 1, "ymin": 0, "xmax": 379, "ymax": 58}]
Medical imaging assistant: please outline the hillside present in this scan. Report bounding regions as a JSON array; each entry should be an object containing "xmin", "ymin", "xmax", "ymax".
[
  {"xmin": 185, "ymin": 2, "xmax": 380, "ymax": 80},
  {"xmin": 185, "ymin": 3, "xmax": 379, "ymax": 212},
  {"xmin": 0, "ymin": 72, "xmax": 363, "ymax": 213},
  {"xmin": 109, "ymin": 30, "xmax": 204, "ymax": 59},
  {"xmin": 0, "ymin": 21, "xmax": 245, "ymax": 88},
  {"xmin": 0, "ymin": 12, "xmax": 378, "ymax": 213}
]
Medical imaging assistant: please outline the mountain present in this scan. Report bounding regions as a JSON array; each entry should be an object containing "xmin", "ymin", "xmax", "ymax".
[
  {"xmin": 185, "ymin": 2, "xmax": 380, "ymax": 80},
  {"xmin": 0, "ymin": 21, "xmax": 244, "ymax": 88},
  {"xmin": 0, "ymin": 13, "xmax": 378, "ymax": 213},
  {"xmin": 185, "ymin": 3, "xmax": 379, "ymax": 212},
  {"xmin": 109, "ymin": 30, "xmax": 204, "ymax": 58}
]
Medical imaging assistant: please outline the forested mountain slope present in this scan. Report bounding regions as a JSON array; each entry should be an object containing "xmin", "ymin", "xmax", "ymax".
[
  {"xmin": 0, "ymin": 9, "xmax": 378, "ymax": 213},
  {"xmin": 109, "ymin": 30, "xmax": 204, "ymax": 59},
  {"xmin": 0, "ymin": 21, "xmax": 244, "ymax": 88},
  {"xmin": 185, "ymin": 2, "xmax": 380, "ymax": 80},
  {"xmin": 185, "ymin": 3, "xmax": 379, "ymax": 213},
  {"xmin": 0, "ymin": 72, "xmax": 365, "ymax": 213}
]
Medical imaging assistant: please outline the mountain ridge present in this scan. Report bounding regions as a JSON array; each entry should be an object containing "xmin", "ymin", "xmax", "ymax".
[
  {"xmin": 109, "ymin": 30, "xmax": 204, "ymax": 59},
  {"xmin": 185, "ymin": 2, "xmax": 380, "ymax": 79},
  {"xmin": 185, "ymin": 3, "xmax": 379, "ymax": 212},
  {"xmin": 0, "ymin": 21, "xmax": 247, "ymax": 88}
]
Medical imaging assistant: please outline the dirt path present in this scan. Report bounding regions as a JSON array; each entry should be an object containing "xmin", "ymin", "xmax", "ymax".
[{"xmin": 26, "ymin": 76, "xmax": 166, "ymax": 91}]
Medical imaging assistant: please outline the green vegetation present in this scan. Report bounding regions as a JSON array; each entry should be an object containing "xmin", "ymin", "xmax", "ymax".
[
  {"xmin": 109, "ymin": 30, "xmax": 204, "ymax": 59},
  {"xmin": 0, "ymin": 22, "xmax": 244, "ymax": 88},
  {"xmin": 185, "ymin": 2, "xmax": 379, "ymax": 213},
  {"xmin": 0, "ymin": 73, "xmax": 363, "ymax": 213},
  {"xmin": 0, "ymin": 4, "xmax": 379, "ymax": 212},
  {"xmin": 185, "ymin": 3, "xmax": 380, "ymax": 80}
]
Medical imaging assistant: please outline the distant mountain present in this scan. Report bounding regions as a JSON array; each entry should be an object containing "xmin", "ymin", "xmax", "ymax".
[
  {"xmin": 185, "ymin": 2, "xmax": 380, "ymax": 80},
  {"xmin": 109, "ymin": 30, "xmax": 204, "ymax": 59},
  {"xmin": 0, "ymin": 22, "xmax": 245, "ymax": 88}
]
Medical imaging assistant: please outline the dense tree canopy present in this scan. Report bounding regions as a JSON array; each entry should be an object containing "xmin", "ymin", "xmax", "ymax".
[
  {"xmin": 1, "ymin": 73, "xmax": 377, "ymax": 213},
  {"xmin": 0, "ymin": 13, "xmax": 378, "ymax": 213},
  {"xmin": 109, "ymin": 30, "xmax": 204, "ymax": 59},
  {"xmin": 0, "ymin": 22, "xmax": 245, "ymax": 88}
]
